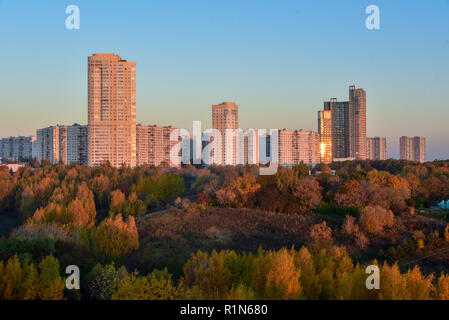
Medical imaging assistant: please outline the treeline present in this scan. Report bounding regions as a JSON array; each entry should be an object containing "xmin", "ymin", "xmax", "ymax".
[
  {"xmin": 2, "ymin": 245, "xmax": 449, "ymax": 300},
  {"xmin": 2, "ymin": 160, "xmax": 449, "ymax": 300},
  {"xmin": 201, "ymin": 160, "xmax": 449, "ymax": 215},
  {"xmin": 0, "ymin": 163, "xmax": 186, "ymax": 258}
]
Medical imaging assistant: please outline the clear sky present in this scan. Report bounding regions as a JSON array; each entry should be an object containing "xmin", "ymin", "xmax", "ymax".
[{"xmin": 0, "ymin": 0, "xmax": 448, "ymax": 159}]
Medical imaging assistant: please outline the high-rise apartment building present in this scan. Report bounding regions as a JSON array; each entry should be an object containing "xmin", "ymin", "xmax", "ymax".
[
  {"xmin": 318, "ymin": 110, "xmax": 332, "ymax": 163},
  {"xmin": 323, "ymin": 98, "xmax": 350, "ymax": 159},
  {"xmin": 36, "ymin": 126, "xmax": 65, "ymax": 164},
  {"xmin": 367, "ymin": 137, "xmax": 387, "ymax": 160},
  {"xmin": 201, "ymin": 132, "xmax": 217, "ymax": 166},
  {"xmin": 0, "ymin": 136, "xmax": 35, "ymax": 161},
  {"xmin": 413, "ymin": 136, "xmax": 426, "ymax": 163},
  {"xmin": 259, "ymin": 133, "xmax": 271, "ymax": 165},
  {"xmin": 202, "ymin": 127, "xmax": 260, "ymax": 167},
  {"xmin": 400, "ymin": 136, "xmax": 426, "ymax": 163},
  {"xmin": 212, "ymin": 102, "xmax": 239, "ymax": 165},
  {"xmin": 243, "ymin": 129, "xmax": 259, "ymax": 165},
  {"xmin": 67, "ymin": 124, "xmax": 88, "ymax": 165},
  {"xmin": 399, "ymin": 136, "xmax": 414, "ymax": 161},
  {"xmin": 136, "ymin": 124, "xmax": 180, "ymax": 167},
  {"xmin": 318, "ymin": 86, "xmax": 367, "ymax": 161},
  {"xmin": 349, "ymin": 85, "xmax": 367, "ymax": 160},
  {"xmin": 278, "ymin": 130, "xmax": 320, "ymax": 166},
  {"xmin": 36, "ymin": 124, "xmax": 88, "ymax": 165},
  {"xmin": 88, "ymin": 53, "xmax": 136, "ymax": 168}
]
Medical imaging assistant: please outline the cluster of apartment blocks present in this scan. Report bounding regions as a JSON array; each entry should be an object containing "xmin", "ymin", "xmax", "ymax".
[
  {"xmin": 0, "ymin": 136, "xmax": 36, "ymax": 162},
  {"xmin": 0, "ymin": 54, "xmax": 427, "ymax": 166},
  {"xmin": 1, "ymin": 126, "xmax": 425, "ymax": 168},
  {"xmin": 317, "ymin": 86, "xmax": 389, "ymax": 163},
  {"xmin": 0, "ymin": 124, "xmax": 180, "ymax": 167}
]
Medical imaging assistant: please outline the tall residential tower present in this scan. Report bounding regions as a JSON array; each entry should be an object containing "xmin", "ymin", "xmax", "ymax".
[
  {"xmin": 349, "ymin": 85, "xmax": 367, "ymax": 160},
  {"xmin": 212, "ymin": 102, "xmax": 239, "ymax": 165},
  {"xmin": 318, "ymin": 109, "xmax": 332, "ymax": 163},
  {"xmin": 400, "ymin": 136, "xmax": 426, "ymax": 163},
  {"xmin": 318, "ymin": 86, "xmax": 367, "ymax": 162},
  {"xmin": 323, "ymin": 98, "xmax": 349, "ymax": 160},
  {"xmin": 88, "ymin": 53, "xmax": 137, "ymax": 167},
  {"xmin": 367, "ymin": 137, "xmax": 387, "ymax": 160}
]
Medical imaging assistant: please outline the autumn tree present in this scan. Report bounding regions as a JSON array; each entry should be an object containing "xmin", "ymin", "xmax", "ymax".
[
  {"xmin": 359, "ymin": 206, "xmax": 394, "ymax": 235},
  {"xmin": 378, "ymin": 262, "xmax": 408, "ymax": 300},
  {"xmin": 88, "ymin": 263, "xmax": 129, "ymax": 300},
  {"xmin": 437, "ymin": 274, "xmax": 449, "ymax": 300},
  {"xmin": 275, "ymin": 168, "xmax": 322, "ymax": 214},
  {"xmin": 95, "ymin": 214, "xmax": 139, "ymax": 258},
  {"xmin": 111, "ymin": 272, "xmax": 151, "ymax": 300},
  {"xmin": 182, "ymin": 251, "xmax": 233, "ymax": 299},
  {"xmin": 404, "ymin": 265, "xmax": 433, "ymax": 300},
  {"xmin": 309, "ymin": 222, "xmax": 333, "ymax": 251},
  {"xmin": 38, "ymin": 255, "xmax": 65, "ymax": 300},
  {"xmin": 264, "ymin": 249, "xmax": 302, "ymax": 299},
  {"xmin": 293, "ymin": 247, "xmax": 320, "ymax": 299},
  {"xmin": 109, "ymin": 189, "xmax": 127, "ymax": 217},
  {"xmin": 334, "ymin": 179, "xmax": 364, "ymax": 209}
]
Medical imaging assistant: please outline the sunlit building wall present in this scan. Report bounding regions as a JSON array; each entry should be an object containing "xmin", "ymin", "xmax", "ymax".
[
  {"xmin": 88, "ymin": 53, "xmax": 136, "ymax": 168},
  {"xmin": 36, "ymin": 125, "xmax": 65, "ymax": 164},
  {"xmin": 323, "ymin": 98, "xmax": 349, "ymax": 159},
  {"xmin": 136, "ymin": 124, "xmax": 180, "ymax": 167},
  {"xmin": 349, "ymin": 85, "xmax": 367, "ymax": 160},
  {"xmin": 278, "ymin": 129, "xmax": 320, "ymax": 166},
  {"xmin": 318, "ymin": 110, "xmax": 332, "ymax": 163},
  {"xmin": 212, "ymin": 102, "xmax": 239, "ymax": 165}
]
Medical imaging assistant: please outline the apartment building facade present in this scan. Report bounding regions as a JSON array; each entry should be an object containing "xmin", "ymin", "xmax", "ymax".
[
  {"xmin": 212, "ymin": 102, "xmax": 239, "ymax": 165},
  {"xmin": 367, "ymin": 137, "xmax": 387, "ymax": 160},
  {"xmin": 278, "ymin": 130, "xmax": 320, "ymax": 166},
  {"xmin": 136, "ymin": 124, "xmax": 181, "ymax": 167},
  {"xmin": 400, "ymin": 136, "xmax": 426, "ymax": 163},
  {"xmin": 36, "ymin": 124, "xmax": 88, "ymax": 165},
  {"xmin": 88, "ymin": 53, "xmax": 137, "ymax": 168},
  {"xmin": 0, "ymin": 136, "xmax": 35, "ymax": 161}
]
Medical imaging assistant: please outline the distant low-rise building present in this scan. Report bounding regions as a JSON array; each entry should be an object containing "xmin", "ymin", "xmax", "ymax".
[{"xmin": 5, "ymin": 163, "xmax": 24, "ymax": 173}]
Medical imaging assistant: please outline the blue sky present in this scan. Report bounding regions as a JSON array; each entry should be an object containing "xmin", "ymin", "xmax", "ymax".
[{"xmin": 0, "ymin": 0, "xmax": 448, "ymax": 159}]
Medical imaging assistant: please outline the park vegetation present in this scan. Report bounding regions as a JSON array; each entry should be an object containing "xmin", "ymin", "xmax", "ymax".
[{"xmin": 2, "ymin": 159, "xmax": 449, "ymax": 299}]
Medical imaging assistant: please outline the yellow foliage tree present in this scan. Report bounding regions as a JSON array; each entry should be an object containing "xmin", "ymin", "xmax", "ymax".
[
  {"xmin": 264, "ymin": 249, "xmax": 302, "ymax": 300},
  {"xmin": 378, "ymin": 262, "xmax": 408, "ymax": 300},
  {"xmin": 437, "ymin": 274, "xmax": 449, "ymax": 300},
  {"xmin": 95, "ymin": 214, "xmax": 139, "ymax": 258},
  {"xmin": 405, "ymin": 265, "xmax": 433, "ymax": 300}
]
